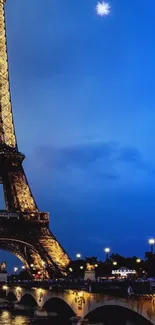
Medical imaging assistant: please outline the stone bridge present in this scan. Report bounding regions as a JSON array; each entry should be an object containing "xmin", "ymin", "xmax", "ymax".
[{"xmin": 4, "ymin": 285, "xmax": 155, "ymax": 324}]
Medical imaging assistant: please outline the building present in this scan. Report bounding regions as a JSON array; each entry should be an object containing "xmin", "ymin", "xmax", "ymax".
[{"xmin": 112, "ymin": 267, "xmax": 136, "ymax": 278}]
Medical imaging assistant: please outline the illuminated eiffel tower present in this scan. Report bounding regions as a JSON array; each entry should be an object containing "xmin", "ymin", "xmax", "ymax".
[{"xmin": 0, "ymin": 0, "xmax": 70, "ymax": 278}]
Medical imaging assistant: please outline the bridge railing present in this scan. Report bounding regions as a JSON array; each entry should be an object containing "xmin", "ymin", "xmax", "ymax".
[{"xmin": 6, "ymin": 280, "xmax": 155, "ymax": 296}]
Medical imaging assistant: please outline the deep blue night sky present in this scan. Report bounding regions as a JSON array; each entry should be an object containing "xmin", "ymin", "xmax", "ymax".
[{"xmin": 1, "ymin": 0, "xmax": 155, "ymax": 272}]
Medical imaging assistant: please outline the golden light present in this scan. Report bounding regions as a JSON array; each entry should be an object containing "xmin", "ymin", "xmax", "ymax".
[
  {"xmin": 16, "ymin": 287, "xmax": 21, "ymax": 291},
  {"xmin": 76, "ymin": 253, "xmax": 81, "ymax": 259},
  {"xmin": 113, "ymin": 261, "xmax": 117, "ymax": 266},
  {"xmin": 3, "ymin": 285, "xmax": 8, "ymax": 290},
  {"xmin": 30, "ymin": 264, "xmax": 34, "ymax": 267},
  {"xmin": 79, "ymin": 291, "xmax": 84, "ymax": 297},
  {"xmin": 37, "ymin": 288, "xmax": 43, "ymax": 295},
  {"xmin": 149, "ymin": 239, "xmax": 155, "ymax": 245},
  {"xmin": 104, "ymin": 247, "xmax": 110, "ymax": 253},
  {"xmin": 136, "ymin": 259, "xmax": 141, "ymax": 263},
  {"xmin": 80, "ymin": 266, "xmax": 84, "ymax": 270}
]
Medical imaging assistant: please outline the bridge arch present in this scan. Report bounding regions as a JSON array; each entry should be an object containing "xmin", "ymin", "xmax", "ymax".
[
  {"xmin": 43, "ymin": 297, "xmax": 75, "ymax": 319},
  {"xmin": 84, "ymin": 301, "xmax": 154, "ymax": 325},
  {"xmin": 20, "ymin": 293, "xmax": 37, "ymax": 307},
  {"xmin": 7, "ymin": 291, "xmax": 17, "ymax": 302}
]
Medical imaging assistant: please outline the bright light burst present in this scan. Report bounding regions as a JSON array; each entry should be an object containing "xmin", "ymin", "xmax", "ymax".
[{"xmin": 96, "ymin": 1, "xmax": 111, "ymax": 17}]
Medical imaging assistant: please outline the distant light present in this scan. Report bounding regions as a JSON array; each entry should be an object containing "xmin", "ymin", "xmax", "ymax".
[
  {"xmin": 95, "ymin": 264, "xmax": 98, "ymax": 267},
  {"xmin": 69, "ymin": 267, "xmax": 73, "ymax": 272},
  {"xmin": 104, "ymin": 247, "xmax": 110, "ymax": 253},
  {"xmin": 96, "ymin": 1, "xmax": 111, "ymax": 17},
  {"xmin": 136, "ymin": 259, "xmax": 141, "ymax": 263},
  {"xmin": 76, "ymin": 253, "xmax": 81, "ymax": 259},
  {"xmin": 149, "ymin": 239, "xmax": 155, "ymax": 245},
  {"xmin": 113, "ymin": 261, "xmax": 117, "ymax": 266},
  {"xmin": 80, "ymin": 266, "xmax": 84, "ymax": 270},
  {"xmin": 30, "ymin": 264, "xmax": 34, "ymax": 268},
  {"xmin": 14, "ymin": 267, "xmax": 18, "ymax": 272},
  {"xmin": 21, "ymin": 266, "xmax": 25, "ymax": 270},
  {"xmin": 3, "ymin": 285, "xmax": 8, "ymax": 290}
]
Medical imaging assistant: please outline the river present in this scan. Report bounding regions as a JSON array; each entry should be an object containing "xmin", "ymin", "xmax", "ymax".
[{"xmin": 0, "ymin": 310, "xmax": 71, "ymax": 325}]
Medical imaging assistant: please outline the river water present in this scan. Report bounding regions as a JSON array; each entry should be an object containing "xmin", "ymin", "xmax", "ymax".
[{"xmin": 0, "ymin": 310, "xmax": 70, "ymax": 325}]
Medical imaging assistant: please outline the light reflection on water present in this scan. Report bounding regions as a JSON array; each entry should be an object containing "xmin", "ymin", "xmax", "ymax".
[{"xmin": 0, "ymin": 310, "xmax": 69, "ymax": 325}]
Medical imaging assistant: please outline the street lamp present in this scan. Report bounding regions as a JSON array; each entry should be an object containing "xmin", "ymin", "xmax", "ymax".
[
  {"xmin": 76, "ymin": 253, "xmax": 81, "ymax": 259},
  {"xmin": 113, "ymin": 261, "xmax": 117, "ymax": 266},
  {"xmin": 21, "ymin": 266, "xmax": 25, "ymax": 270},
  {"xmin": 136, "ymin": 259, "xmax": 141, "ymax": 263},
  {"xmin": 149, "ymin": 239, "xmax": 155, "ymax": 254},
  {"xmin": 104, "ymin": 247, "xmax": 110, "ymax": 260},
  {"xmin": 80, "ymin": 266, "xmax": 84, "ymax": 270}
]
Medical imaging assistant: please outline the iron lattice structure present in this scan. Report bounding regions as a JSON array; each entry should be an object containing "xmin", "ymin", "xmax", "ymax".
[{"xmin": 0, "ymin": 0, "xmax": 71, "ymax": 278}]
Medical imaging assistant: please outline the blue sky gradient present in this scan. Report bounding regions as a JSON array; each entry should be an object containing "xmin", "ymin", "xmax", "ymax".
[{"xmin": 1, "ymin": 0, "xmax": 155, "ymax": 271}]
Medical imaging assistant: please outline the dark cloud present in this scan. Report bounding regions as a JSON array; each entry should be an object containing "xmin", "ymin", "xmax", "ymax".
[
  {"xmin": 118, "ymin": 147, "xmax": 150, "ymax": 170},
  {"xmin": 35, "ymin": 142, "xmax": 115, "ymax": 169},
  {"xmin": 118, "ymin": 147, "xmax": 142, "ymax": 163},
  {"xmin": 35, "ymin": 141, "xmax": 154, "ymax": 183}
]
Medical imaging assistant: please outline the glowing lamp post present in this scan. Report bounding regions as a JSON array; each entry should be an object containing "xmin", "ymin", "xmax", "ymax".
[
  {"xmin": 113, "ymin": 261, "xmax": 117, "ymax": 266},
  {"xmin": 104, "ymin": 247, "xmax": 110, "ymax": 260},
  {"xmin": 136, "ymin": 259, "xmax": 141, "ymax": 264},
  {"xmin": 149, "ymin": 239, "xmax": 155, "ymax": 254},
  {"xmin": 76, "ymin": 253, "xmax": 81, "ymax": 260}
]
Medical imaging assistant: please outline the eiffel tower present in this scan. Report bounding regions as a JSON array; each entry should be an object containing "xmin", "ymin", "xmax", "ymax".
[{"xmin": 0, "ymin": 0, "xmax": 71, "ymax": 278}]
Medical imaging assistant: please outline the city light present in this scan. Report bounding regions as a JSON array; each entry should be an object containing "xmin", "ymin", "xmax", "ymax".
[
  {"xmin": 148, "ymin": 238, "xmax": 155, "ymax": 254},
  {"xmin": 136, "ymin": 259, "xmax": 141, "ymax": 263},
  {"xmin": 76, "ymin": 253, "xmax": 81, "ymax": 259},
  {"xmin": 21, "ymin": 266, "xmax": 25, "ymax": 270},
  {"xmin": 104, "ymin": 247, "xmax": 110, "ymax": 260},
  {"xmin": 95, "ymin": 264, "xmax": 98, "ymax": 267},
  {"xmin": 80, "ymin": 266, "xmax": 84, "ymax": 270},
  {"xmin": 104, "ymin": 248, "xmax": 110, "ymax": 253},
  {"xmin": 149, "ymin": 239, "xmax": 155, "ymax": 245},
  {"xmin": 30, "ymin": 264, "xmax": 34, "ymax": 268},
  {"xmin": 113, "ymin": 261, "xmax": 117, "ymax": 266},
  {"xmin": 69, "ymin": 267, "xmax": 73, "ymax": 272},
  {"xmin": 14, "ymin": 267, "xmax": 18, "ymax": 273},
  {"xmin": 2, "ymin": 285, "xmax": 8, "ymax": 290}
]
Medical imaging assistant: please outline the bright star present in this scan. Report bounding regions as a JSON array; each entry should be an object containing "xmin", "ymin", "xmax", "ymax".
[{"xmin": 96, "ymin": 1, "xmax": 111, "ymax": 17}]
